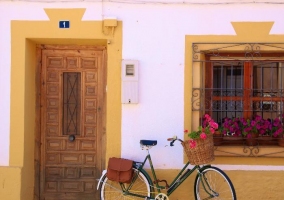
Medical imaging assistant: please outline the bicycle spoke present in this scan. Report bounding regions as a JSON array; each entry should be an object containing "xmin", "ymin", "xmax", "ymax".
[
  {"xmin": 99, "ymin": 168, "xmax": 152, "ymax": 200},
  {"xmin": 195, "ymin": 167, "xmax": 236, "ymax": 200}
]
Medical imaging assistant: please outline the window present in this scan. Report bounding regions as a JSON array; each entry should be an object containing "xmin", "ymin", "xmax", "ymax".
[
  {"xmin": 191, "ymin": 43, "xmax": 284, "ymax": 147},
  {"xmin": 63, "ymin": 72, "xmax": 81, "ymax": 135},
  {"xmin": 208, "ymin": 60, "xmax": 284, "ymax": 123}
]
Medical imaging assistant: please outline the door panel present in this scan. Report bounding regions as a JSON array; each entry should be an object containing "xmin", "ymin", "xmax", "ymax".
[{"xmin": 40, "ymin": 48, "xmax": 105, "ymax": 200}]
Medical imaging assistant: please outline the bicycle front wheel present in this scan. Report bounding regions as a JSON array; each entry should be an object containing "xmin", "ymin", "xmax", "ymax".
[
  {"xmin": 194, "ymin": 166, "xmax": 236, "ymax": 200},
  {"xmin": 99, "ymin": 167, "xmax": 153, "ymax": 199}
]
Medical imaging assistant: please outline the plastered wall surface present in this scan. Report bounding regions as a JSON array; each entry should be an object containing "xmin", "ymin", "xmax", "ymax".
[
  {"xmin": 1, "ymin": 1, "xmax": 284, "ymax": 199},
  {"xmin": 3, "ymin": 1, "xmax": 284, "ymax": 168}
]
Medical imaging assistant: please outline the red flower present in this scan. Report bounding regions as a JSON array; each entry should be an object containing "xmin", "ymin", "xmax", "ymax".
[
  {"xmin": 188, "ymin": 139, "xmax": 197, "ymax": 149},
  {"xmin": 200, "ymin": 132, "xmax": 207, "ymax": 139}
]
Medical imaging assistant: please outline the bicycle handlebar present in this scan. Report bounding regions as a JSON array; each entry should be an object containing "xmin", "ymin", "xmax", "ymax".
[{"xmin": 167, "ymin": 136, "xmax": 183, "ymax": 146}]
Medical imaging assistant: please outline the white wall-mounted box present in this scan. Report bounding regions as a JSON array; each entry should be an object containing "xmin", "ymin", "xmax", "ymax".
[{"xmin": 121, "ymin": 60, "xmax": 139, "ymax": 104}]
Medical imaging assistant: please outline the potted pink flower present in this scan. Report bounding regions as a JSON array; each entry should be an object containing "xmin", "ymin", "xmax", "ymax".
[
  {"xmin": 270, "ymin": 118, "xmax": 283, "ymax": 138},
  {"xmin": 270, "ymin": 117, "xmax": 284, "ymax": 146},
  {"xmin": 185, "ymin": 114, "xmax": 218, "ymax": 149},
  {"xmin": 222, "ymin": 117, "xmax": 240, "ymax": 136}
]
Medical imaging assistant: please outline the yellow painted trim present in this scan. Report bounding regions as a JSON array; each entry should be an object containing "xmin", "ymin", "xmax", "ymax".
[
  {"xmin": 185, "ymin": 21, "xmax": 284, "ymax": 165},
  {"xmin": 148, "ymin": 169, "xmax": 284, "ymax": 199},
  {"xmin": 0, "ymin": 167, "xmax": 21, "ymax": 200},
  {"xmin": 103, "ymin": 19, "xmax": 118, "ymax": 27},
  {"xmin": 8, "ymin": 8, "xmax": 122, "ymax": 199}
]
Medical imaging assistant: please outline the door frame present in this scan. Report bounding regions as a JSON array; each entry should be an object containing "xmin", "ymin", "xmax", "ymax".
[
  {"xmin": 10, "ymin": 10, "xmax": 122, "ymax": 200},
  {"xmin": 34, "ymin": 44, "xmax": 107, "ymax": 200}
]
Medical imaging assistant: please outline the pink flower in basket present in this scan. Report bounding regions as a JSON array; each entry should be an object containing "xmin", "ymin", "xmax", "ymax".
[
  {"xmin": 200, "ymin": 132, "xmax": 207, "ymax": 139},
  {"xmin": 188, "ymin": 139, "xmax": 197, "ymax": 149},
  {"xmin": 185, "ymin": 114, "xmax": 218, "ymax": 148}
]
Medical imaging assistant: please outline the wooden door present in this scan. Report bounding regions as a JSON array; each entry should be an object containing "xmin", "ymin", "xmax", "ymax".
[{"xmin": 39, "ymin": 46, "xmax": 106, "ymax": 200}]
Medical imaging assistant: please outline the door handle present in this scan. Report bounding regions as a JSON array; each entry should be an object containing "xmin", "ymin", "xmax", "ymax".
[{"xmin": 68, "ymin": 135, "xmax": 76, "ymax": 142}]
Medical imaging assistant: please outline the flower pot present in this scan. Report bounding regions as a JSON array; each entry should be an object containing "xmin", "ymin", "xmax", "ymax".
[
  {"xmin": 223, "ymin": 135, "xmax": 243, "ymax": 140},
  {"xmin": 275, "ymin": 133, "xmax": 284, "ymax": 147},
  {"xmin": 213, "ymin": 131, "xmax": 223, "ymax": 146},
  {"xmin": 277, "ymin": 137, "xmax": 284, "ymax": 147},
  {"xmin": 245, "ymin": 133, "xmax": 259, "ymax": 146},
  {"xmin": 278, "ymin": 138, "xmax": 284, "ymax": 147},
  {"xmin": 258, "ymin": 135, "xmax": 275, "ymax": 146},
  {"xmin": 223, "ymin": 135, "xmax": 244, "ymax": 145}
]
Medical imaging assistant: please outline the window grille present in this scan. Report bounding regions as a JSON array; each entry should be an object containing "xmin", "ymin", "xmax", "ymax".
[
  {"xmin": 63, "ymin": 72, "xmax": 81, "ymax": 135},
  {"xmin": 191, "ymin": 43, "xmax": 284, "ymax": 148}
]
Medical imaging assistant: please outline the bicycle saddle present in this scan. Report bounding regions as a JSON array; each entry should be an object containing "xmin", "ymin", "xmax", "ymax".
[{"xmin": 140, "ymin": 140, "xmax": 157, "ymax": 146}]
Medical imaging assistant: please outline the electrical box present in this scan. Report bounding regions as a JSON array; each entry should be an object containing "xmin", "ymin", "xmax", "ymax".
[{"xmin": 121, "ymin": 60, "xmax": 139, "ymax": 104}]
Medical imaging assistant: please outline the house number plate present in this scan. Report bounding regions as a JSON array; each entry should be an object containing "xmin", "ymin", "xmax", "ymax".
[{"xmin": 59, "ymin": 20, "xmax": 70, "ymax": 28}]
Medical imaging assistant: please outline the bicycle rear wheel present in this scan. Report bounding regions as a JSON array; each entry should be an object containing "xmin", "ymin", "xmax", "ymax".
[
  {"xmin": 194, "ymin": 166, "xmax": 236, "ymax": 200},
  {"xmin": 99, "ymin": 167, "xmax": 153, "ymax": 199}
]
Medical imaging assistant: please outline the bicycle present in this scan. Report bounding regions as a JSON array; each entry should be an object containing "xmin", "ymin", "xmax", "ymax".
[{"xmin": 97, "ymin": 136, "xmax": 237, "ymax": 200}]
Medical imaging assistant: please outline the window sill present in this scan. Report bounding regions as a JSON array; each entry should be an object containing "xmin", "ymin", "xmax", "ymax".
[{"xmin": 214, "ymin": 145, "xmax": 284, "ymax": 157}]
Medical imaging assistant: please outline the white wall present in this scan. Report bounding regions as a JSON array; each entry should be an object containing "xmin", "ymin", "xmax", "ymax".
[{"xmin": 1, "ymin": 1, "xmax": 284, "ymax": 169}]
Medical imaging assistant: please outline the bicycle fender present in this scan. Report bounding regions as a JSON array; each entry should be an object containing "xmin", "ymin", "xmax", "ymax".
[{"xmin": 96, "ymin": 169, "xmax": 107, "ymax": 190}]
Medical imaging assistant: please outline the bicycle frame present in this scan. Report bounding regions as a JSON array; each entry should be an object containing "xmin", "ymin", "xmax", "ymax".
[
  {"xmin": 128, "ymin": 148, "xmax": 204, "ymax": 198},
  {"xmin": 98, "ymin": 136, "xmax": 236, "ymax": 200}
]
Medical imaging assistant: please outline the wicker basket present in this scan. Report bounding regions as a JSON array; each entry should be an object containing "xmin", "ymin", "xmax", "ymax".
[{"xmin": 182, "ymin": 133, "xmax": 215, "ymax": 165}]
